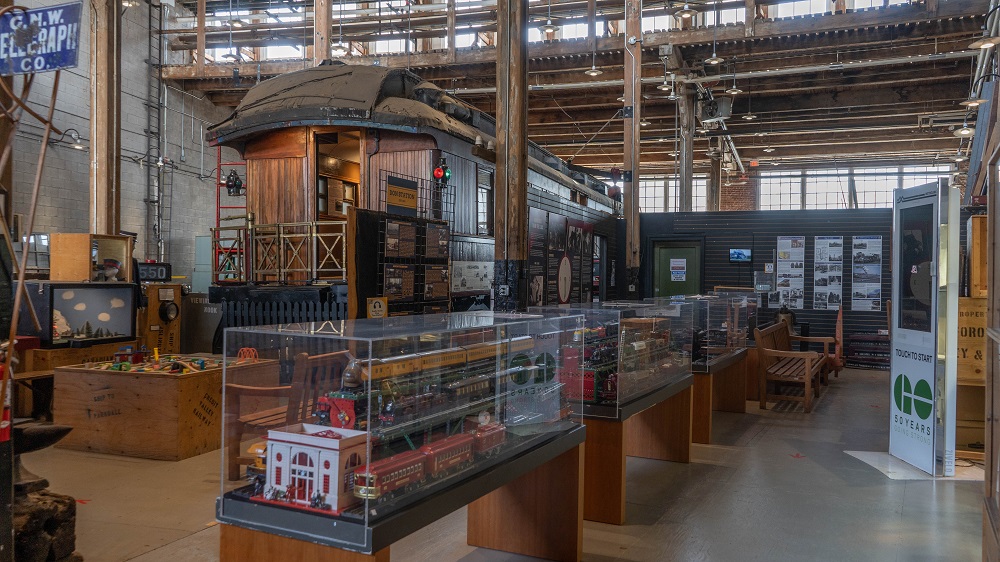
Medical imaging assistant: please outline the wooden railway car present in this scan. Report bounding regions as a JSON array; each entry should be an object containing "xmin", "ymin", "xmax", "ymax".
[{"xmin": 206, "ymin": 61, "xmax": 619, "ymax": 309}]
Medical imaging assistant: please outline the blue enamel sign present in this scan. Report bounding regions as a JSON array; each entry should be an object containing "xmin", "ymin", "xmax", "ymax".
[{"xmin": 0, "ymin": 2, "xmax": 82, "ymax": 75}]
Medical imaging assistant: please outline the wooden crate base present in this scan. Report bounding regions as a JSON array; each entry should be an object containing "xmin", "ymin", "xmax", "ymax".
[{"xmin": 54, "ymin": 359, "xmax": 278, "ymax": 461}]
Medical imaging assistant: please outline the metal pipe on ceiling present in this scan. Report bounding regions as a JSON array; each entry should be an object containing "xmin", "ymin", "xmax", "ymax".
[{"xmin": 447, "ymin": 50, "xmax": 979, "ymax": 95}]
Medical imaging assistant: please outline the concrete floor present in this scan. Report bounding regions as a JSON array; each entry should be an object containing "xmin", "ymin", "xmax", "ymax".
[{"xmin": 24, "ymin": 367, "xmax": 983, "ymax": 561}]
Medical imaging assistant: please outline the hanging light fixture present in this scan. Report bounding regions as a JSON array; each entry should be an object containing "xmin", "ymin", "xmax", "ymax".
[
  {"xmin": 584, "ymin": 46, "xmax": 602, "ymax": 76},
  {"xmin": 640, "ymin": 119, "xmax": 651, "ymax": 126},
  {"xmin": 969, "ymin": 6, "xmax": 1000, "ymax": 48},
  {"xmin": 954, "ymin": 122, "xmax": 975, "ymax": 137},
  {"xmin": 762, "ymin": 146, "xmax": 775, "ymax": 153},
  {"xmin": 705, "ymin": 2, "xmax": 724, "ymax": 66},
  {"xmin": 725, "ymin": 63, "xmax": 742, "ymax": 94},
  {"xmin": 953, "ymin": 149, "xmax": 968, "ymax": 162},
  {"xmin": 228, "ymin": 0, "xmax": 246, "ymax": 27},
  {"xmin": 742, "ymin": 77, "xmax": 757, "ymax": 120},
  {"xmin": 223, "ymin": 0, "xmax": 241, "ymax": 60},
  {"xmin": 331, "ymin": 0, "xmax": 349, "ymax": 57},
  {"xmin": 540, "ymin": 0, "xmax": 560, "ymax": 33},
  {"xmin": 960, "ymin": 96, "xmax": 988, "ymax": 107},
  {"xmin": 673, "ymin": 2, "xmax": 698, "ymax": 19}
]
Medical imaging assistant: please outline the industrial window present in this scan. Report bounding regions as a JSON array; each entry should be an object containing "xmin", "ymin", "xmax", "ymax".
[
  {"xmin": 692, "ymin": 178, "xmax": 708, "ymax": 212},
  {"xmin": 760, "ymin": 166, "xmax": 951, "ymax": 210},
  {"xmin": 804, "ymin": 171, "xmax": 849, "ymax": 209},
  {"xmin": 901, "ymin": 165, "xmax": 951, "ymax": 189},
  {"xmin": 639, "ymin": 178, "xmax": 667, "ymax": 213},
  {"xmin": 372, "ymin": 38, "xmax": 415, "ymax": 55},
  {"xmin": 758, "ymin": 171, "xmax": 801, "ymax": 210},
  {"xmin": 639, "ymin": 176, "xmax": 708, "ymax": 212},
  {"xmin": 477, "ymin": 168, "xmax": 494, "ymax": 236},
  {"xmin": 854, "ymin": 167, "xmax": 897, "ymax": 208}
]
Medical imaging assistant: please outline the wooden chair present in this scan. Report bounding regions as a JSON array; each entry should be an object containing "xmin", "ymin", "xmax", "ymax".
[
  {"xmin": 755, "ymin": 321, "xmax": 832, "ymax": 413},
  {"xmin": 824, "ymin": 308, "xmax": 845, "ymax": 379},
  {"xmin": 224, "ymin": 350, "xmax": 350, "ymax": 480}
]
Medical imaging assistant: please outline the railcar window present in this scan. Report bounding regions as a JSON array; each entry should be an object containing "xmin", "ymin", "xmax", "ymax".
[{"xmin": 477, "ymin": 168, "xmax": 494, "ymax": 236}]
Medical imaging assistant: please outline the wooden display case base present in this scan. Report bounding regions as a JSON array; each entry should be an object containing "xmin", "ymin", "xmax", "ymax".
[
  {"xmin": 467, "ymin": 443, "xmax": 584, "ymax": 561},
  {"xmin": 220, "ymin": 524, "xmax": 390, "ymax": 562},
  {"xmin": 582, "ymin": 386, "xmax": 693, "ymax": 525},
  {"xmin": 693, "ymin": 349, "xmax": 748, "ymax": 444},
  {"xmin": 219, "ymin": 436, "xmax": 585, "ymax": 561}
]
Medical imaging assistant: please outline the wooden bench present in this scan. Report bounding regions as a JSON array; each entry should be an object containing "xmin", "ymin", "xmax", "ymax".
[
  {"xmin": 225, "ymin": 350, "xmax": 350, "ymax": 480},
  {"xmin": 754, "ymin": 321, "xmax": 835, "ymax": 413}
]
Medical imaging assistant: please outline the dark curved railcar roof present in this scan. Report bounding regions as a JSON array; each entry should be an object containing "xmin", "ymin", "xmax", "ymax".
[{"xmin": 207, "ymin": 61, "xmax": 484, "ymax": 149}]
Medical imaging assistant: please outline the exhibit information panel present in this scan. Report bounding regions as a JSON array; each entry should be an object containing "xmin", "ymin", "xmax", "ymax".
[
  {"xmin": 217, "ymin": 312, "xmax": 583, "ymax": 553},
  {"xmin": 890, "ymin": 181, "xmax": 959, "ymax": 476}
]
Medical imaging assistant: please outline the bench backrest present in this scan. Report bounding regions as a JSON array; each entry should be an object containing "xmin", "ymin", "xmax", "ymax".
[
  {"xmin": 753, "ymin": 320, "xmax": 792, "ymax": 370},
  {"xmin": 287, "ymin": 350, "xmax": 351, "ymax": 424}
]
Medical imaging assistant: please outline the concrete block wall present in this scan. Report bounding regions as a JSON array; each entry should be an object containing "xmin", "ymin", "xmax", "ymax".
[{"xmin": 12, "ymin": 0, "xmax": 238, "ymax": 281}]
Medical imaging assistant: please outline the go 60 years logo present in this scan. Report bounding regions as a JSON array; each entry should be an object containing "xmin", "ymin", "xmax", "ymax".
[{"xmin": 893, "ymin": 374, "xmax": 933, "ymax": 420}]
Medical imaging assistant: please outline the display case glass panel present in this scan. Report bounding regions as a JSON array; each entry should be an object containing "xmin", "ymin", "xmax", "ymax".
[
  {"xmin": 649, "ymin": 293, "xmax": 757, "ymax": 373},
  {"xmin": 527, "ymin": 301, "xmax": 693, "ymax": 418},
  {"xmin": 218, "ymin": 312, "xmax": 583, "ymax": 553}
]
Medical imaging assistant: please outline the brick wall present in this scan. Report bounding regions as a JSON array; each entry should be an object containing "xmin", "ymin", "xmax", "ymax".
[
  {"xmin": 11, "ymin": 1, "xmax": 234, "ymax": 280},
  {"xmin": 720, "ymin": 168, "xmax": 758, "ymax": 210}
]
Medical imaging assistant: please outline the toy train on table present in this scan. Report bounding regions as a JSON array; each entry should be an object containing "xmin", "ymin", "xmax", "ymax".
[
  {"xmin": 313, "ymin": 335, "xmax": 552, "ymax": 434},
  {"xmin": 354, "ymin": 422, "xmax": 505, "ymax": 501}
]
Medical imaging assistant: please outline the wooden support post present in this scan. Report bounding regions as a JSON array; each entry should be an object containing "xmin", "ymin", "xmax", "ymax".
[
  {"xmin": 708, "ymin": 148, "xmax": 721, "ymax": 211},
  {"xmin": 745, "ymin": 0, "xmax": 756, "ymax": 36},
  {"xmin": 89, "ymin": 0, "xmax": 122, "ymax": 236},
  {"xmin": 582, "ymin": 417, "xmax": 626, "ymax": 525},
  {"xmin": 196, "ymin": 0, "xmax": 206, "ymax": 74},
  {"xmin": 494, "ymin": 0, "xmax": 529, "ymax": 311},
  {"xmin": 625, "ymin": 387, "xmax": 693, "ymax": 463},
  {"xmin": 220, "ymin": 524, "xmax": 390, "ymax": 562},
  {"xmin": 467, "ymin": 444, "xmax": 583, "ymax": 561},
  {"xmin": 447, "ymin": 0, "xmax": 456, "ymax": 62},
  {"xmin": 623, "ymin": 0, "xmax": 641, "ymax": 298},
  {"xmin": 314, "ymin": 0, "xmax": 332, "ymax": 64},
  {"xmin": 587, "ymin": 0, "xmax": 596, "ymax": 49},
  {"xmin": 677, "ymin": 86, "xmax": 695, "ymax": 213}
]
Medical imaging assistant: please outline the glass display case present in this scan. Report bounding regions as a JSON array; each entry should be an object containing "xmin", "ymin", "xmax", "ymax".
[
  {"xmin": 527, "ymin": 301, "xmax": 693, "ymax": 418},
  {"xmin": 217, "ymin": 312, "xmax": 583, "ymax": 553},
  {"xmin": 699, "ymin": 292, "xmax": 757, "ymax": 372},
  {"xmin": 650, "ymin": 293, "xmax": 757, "ymax": 373}
]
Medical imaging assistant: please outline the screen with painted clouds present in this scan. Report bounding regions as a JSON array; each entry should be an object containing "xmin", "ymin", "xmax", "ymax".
[{"xmin": 52, "ymin": 285, "xmax": 135, "ymax": 343}]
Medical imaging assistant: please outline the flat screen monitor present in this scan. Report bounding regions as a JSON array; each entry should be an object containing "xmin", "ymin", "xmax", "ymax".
[{"xmin": 729, "ymin": 249, "xmax": 752, "ymax": 263}]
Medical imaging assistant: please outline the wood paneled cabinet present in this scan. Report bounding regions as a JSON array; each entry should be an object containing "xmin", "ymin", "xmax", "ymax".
[{"xmin": 49, "ymin": 233, "xmax": 134, "ymax": 283}]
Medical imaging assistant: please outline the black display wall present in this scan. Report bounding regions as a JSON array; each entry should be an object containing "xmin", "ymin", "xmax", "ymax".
[{"xmin": 632, "ymin": 209, "xmax": 894, "ymax": 339}]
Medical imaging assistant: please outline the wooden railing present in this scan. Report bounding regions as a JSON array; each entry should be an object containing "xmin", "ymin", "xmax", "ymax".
[{"xmin": 211, "ymin": 220, "xmax": 348, "ymax": 284}]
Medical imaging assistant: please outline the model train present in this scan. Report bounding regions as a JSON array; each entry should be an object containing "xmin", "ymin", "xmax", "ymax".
[
  {"xmin": 353, "ymin": 423, "xmax": 506, "ymax": 501},
  {"xmin": 314, "ymin": 336, "xmax": 538, "ymax": 432}
]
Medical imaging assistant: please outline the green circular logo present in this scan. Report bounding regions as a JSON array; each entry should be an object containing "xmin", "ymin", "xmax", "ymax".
[
  {"xmin": 508, "ymin": 353, "xmax": 532, "ymax": 385},
  {"xmin": 893, "ymin": 374, "xmax": 933, "ymax": 420}
]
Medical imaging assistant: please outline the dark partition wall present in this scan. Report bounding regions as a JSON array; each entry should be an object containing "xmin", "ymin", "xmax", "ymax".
[{"xmin": 636, "ymin": 209, "xmax": 893, "ymax": 339}]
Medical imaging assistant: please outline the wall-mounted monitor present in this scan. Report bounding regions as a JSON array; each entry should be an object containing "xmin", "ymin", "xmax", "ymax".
[{"xmin": 729, "ymin": 249, "xmax": 752, "ymax": 263}]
